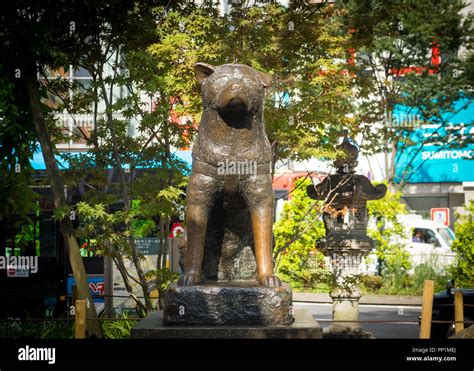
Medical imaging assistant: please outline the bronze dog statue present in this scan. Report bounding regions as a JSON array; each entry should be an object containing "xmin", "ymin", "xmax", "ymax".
[{"xmin": 179, "ymin": 63, "xmax": 281, "ymax": 287}]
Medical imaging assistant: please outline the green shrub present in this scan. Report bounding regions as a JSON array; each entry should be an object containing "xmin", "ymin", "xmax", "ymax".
[
  {"xmin": 450, "ymin": 201, "xmax": 474, "ymax": 287},
  {"xmin": 101, "ymin": 313, "xmax": 138, "ymax": 339},
  {"xmin": 0, "ymin": 314, "xmax": 138, "ymax": 339},
  {"xmin": 361, "ymin": 260, "xmax": 450, "ymax": 296},
  {"xmin": 378, "ymin": 269, "xmax": 413, "ymax": 295},
  {"xmin": 281, "ymin": 251, "xmax": 332, "ymax": 292},
  {"xmin": 411, "ymin": 262, "xmax": 447, "ymax": 293},
  {"xmin": 360, "ymin": 275, "xmax": 383, "ymax": 293},
  {"xmin": 274, "ymin": 178, "xmax": 327, "ymax": 290},
  {"xmin": 0, "ymin": 319, "xmax": 73, "ymax": 339},
  {"xmin": 367, "ymin": 187, "xmax": 412, "ymax": 276}
]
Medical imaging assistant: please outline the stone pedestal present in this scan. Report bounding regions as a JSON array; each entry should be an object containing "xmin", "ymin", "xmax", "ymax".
[
  {"xmin": 318, "ymin": 237, "xmax": 372, "ymax": 334},
  {"xmin": 163, "ymin": 282, "xmax": 292, "ymax": 326},
  {"xmin": 330, "ymin": 290, "xmax": 362, "ymax": 332},
  {"xmin": 131, "ymin": 309, "xmax": 322, "ymax": 339},
  {"xmin": 132, "ymin": 281, "xmax": 322, "ymax": 338}
]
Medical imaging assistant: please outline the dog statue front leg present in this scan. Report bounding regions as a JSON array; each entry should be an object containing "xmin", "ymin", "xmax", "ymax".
[
  {"xmin": 179, "ymin": 173, "xmax": 218, "ymax": 286},
  {"xmin": 243, "ymin": 174, "xmax": 282, "ymax": 287},
  {"xmin": 179, "ymin": 201, "xmax": 208, "ymax": 286},
  {"xmin": 251, "ymin": 203, "xmax": 282, "ymax": 287}
]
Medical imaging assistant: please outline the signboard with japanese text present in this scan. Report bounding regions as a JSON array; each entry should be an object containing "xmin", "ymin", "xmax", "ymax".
[{"xmin": 135, "ymin": 238, "xmax": 161, "ymax": 255}]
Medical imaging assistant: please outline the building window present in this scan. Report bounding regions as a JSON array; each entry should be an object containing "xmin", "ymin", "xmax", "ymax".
[{"xmin": 40, "ymin": 65, "xmax": 94, "ymax": 148}]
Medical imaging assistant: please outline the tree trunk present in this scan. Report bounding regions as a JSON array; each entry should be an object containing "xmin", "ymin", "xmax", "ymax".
[
  {"xmin": 387, "ymin": 120, "xmax": 398, "ymax": 192},
  {"xmin": 97, "ymin": 67, "xmax": 152, "ymax": 312},
  {"xmin": 103, "ymin": 108, "xmax": 152, "ymax": 311},
  {"xmin": 385, "ymin": 106, "xmax": 398, "ymax": 192},
  {"xmin": 24, "ymin": 74, "xmax": 102, "ymax": 338},
  {"xmin": 127, "ymin": 235, "xmax": 153, "ymax": 310}
]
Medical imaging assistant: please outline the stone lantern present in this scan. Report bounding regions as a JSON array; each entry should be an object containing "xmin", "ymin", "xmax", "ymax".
[{"xmin": 306, "ymin": 135, "xmax": 387, "ymax": 334}]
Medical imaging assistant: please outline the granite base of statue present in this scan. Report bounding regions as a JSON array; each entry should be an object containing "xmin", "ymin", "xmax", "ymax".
[
  {"xmin": 132, "ymin": 63, "xmax": 321, "ymax": 339},
  {"xmin": 132, "ymin": 283, "xmax": 320, "ymax": 339},
  {"xmin": 163, "ymin": 282, "xmax": 292, "ymax": 326}
]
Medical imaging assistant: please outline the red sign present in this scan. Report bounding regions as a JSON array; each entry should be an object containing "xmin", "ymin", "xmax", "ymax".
[
  {"xmin": 89, "ymin": 282, "xmax": 105, "ymax": 296},
  {"xmin": 390, "ymin": 41, "xmax": 440, "ymax": 76},
  {"xmin": 431, "ymin": 208, "xmax": 450, "ymax": 226},
  {"xmin": 168, "ymin": 223, "xmax": 185, "ymax": 238}
]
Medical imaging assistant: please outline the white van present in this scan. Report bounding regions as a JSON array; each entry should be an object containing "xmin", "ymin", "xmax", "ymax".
[
  {"xmin": 402, "ymin": 216, "xmax": 456, "ymax": 270},
  {"xmin": 363, "ymin": 215, "xmax": 456, "ymax": 274}
]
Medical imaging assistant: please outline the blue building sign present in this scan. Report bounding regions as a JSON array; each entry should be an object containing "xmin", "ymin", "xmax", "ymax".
[
  {"xmin": 67, "ymin": 275, "xmax": 105, "ymax": 303},
  {"xmin": 394, "ymin": 98, "xmax": 474, "ymax": 183},
  {"xmin": 29, "ymin": 149, "xmax": 192, "ymax": 170}
]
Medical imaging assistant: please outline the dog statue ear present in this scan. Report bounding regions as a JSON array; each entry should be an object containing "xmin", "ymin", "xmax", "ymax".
[
  {"xmin": 258, "ymin": 71, "xmax": 272, "ymax": 88},
  {"xmin": 195, "ymin": 63, "xmax": 216, "ymax": 85}
]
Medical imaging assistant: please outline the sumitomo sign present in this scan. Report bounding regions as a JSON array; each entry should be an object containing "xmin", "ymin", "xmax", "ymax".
[
  {"xmin": 396, "ymin": 141, "xmax": 474, "ymax": 184},
  {"xmin": 394, "ymin": 98, "xmax": 474, "ymax": 183},
  {"xmin": 421, "ymin": 150, "xmax": 474, "ymax": 160}
]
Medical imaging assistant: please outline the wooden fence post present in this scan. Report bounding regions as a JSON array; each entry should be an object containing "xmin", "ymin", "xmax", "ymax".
[
  {"xmin": 75, "ymin": 299, "xmax": 86, "ymax": 339},
  {"xmin": 454, "ymin": 289, "xmax": 464, "ymax": 334},
  {"xmin": 72, "ymin": 285, "xmax": 78, "ymax": 307},
  {"xmin": 419, "ymin": 280, "xmax": 434, "ymax": 339}
]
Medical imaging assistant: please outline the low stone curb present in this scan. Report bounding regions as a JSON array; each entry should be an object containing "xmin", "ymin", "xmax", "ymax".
[{"xmin": 293, "ymin": 292, "xmax": 422, "ymax": 306}]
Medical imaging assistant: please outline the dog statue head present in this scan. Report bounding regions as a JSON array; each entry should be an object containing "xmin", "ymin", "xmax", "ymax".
[{"xmin": 195, "ymin": 63, "xmax": 272, "ymax": 119}]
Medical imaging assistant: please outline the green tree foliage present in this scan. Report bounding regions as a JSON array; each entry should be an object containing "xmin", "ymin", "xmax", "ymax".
[
  {"xmin": 221, "ymin": 2, "xmax": 356, "ymax": 166},
  {"xmin": 57, "ymin": 1, "xmax": 357, "ymax": 308},
  {"xmin": 344, "ymin": 0, "xmax": 474, "ymax": 188},
  {"xmin": 274, "ymin": 177, "xmax": 327, "ymax": 290},
  {"xmin": 145, "ymin": 268, "xmax": 179, "ymax": 309},
  {"xmin": 367, "ymin": 186, "xmax": 412, "ymax": 291},
  {"xmin": 275, "ymin": 178, "xmax": 416, "ymax": 293},
  {"xmin": 147, "ymin": 2, "xmax": 356, "ymax": 172},
  {"xmin": 0, "ymin": 0, "xmax": 139, "ymax": 336},
  {"xmin": 451, "ymin": 201, "xmax": 474, "ymax": 286},
  {"xmin": 145, "ymin": 2, "xmax": 223, "ymax": 129},
  {"xmin": 0, "ymin": 66, "xmax": 38, "ymax": 220},
  {"xmin": 41, "ymin": 2, "xmax": 188, "ymax": 313}
]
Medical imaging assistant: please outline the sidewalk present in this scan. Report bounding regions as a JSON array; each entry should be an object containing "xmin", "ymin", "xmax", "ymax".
[{"xmin": 293, "ymin": 292, "xmax": 422, "ymax": 306}]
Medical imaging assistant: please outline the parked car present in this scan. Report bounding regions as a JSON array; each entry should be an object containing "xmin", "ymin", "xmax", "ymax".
[{"xmin": 430, "ymin": 281, "xmax": 474, "ymax": 338}]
